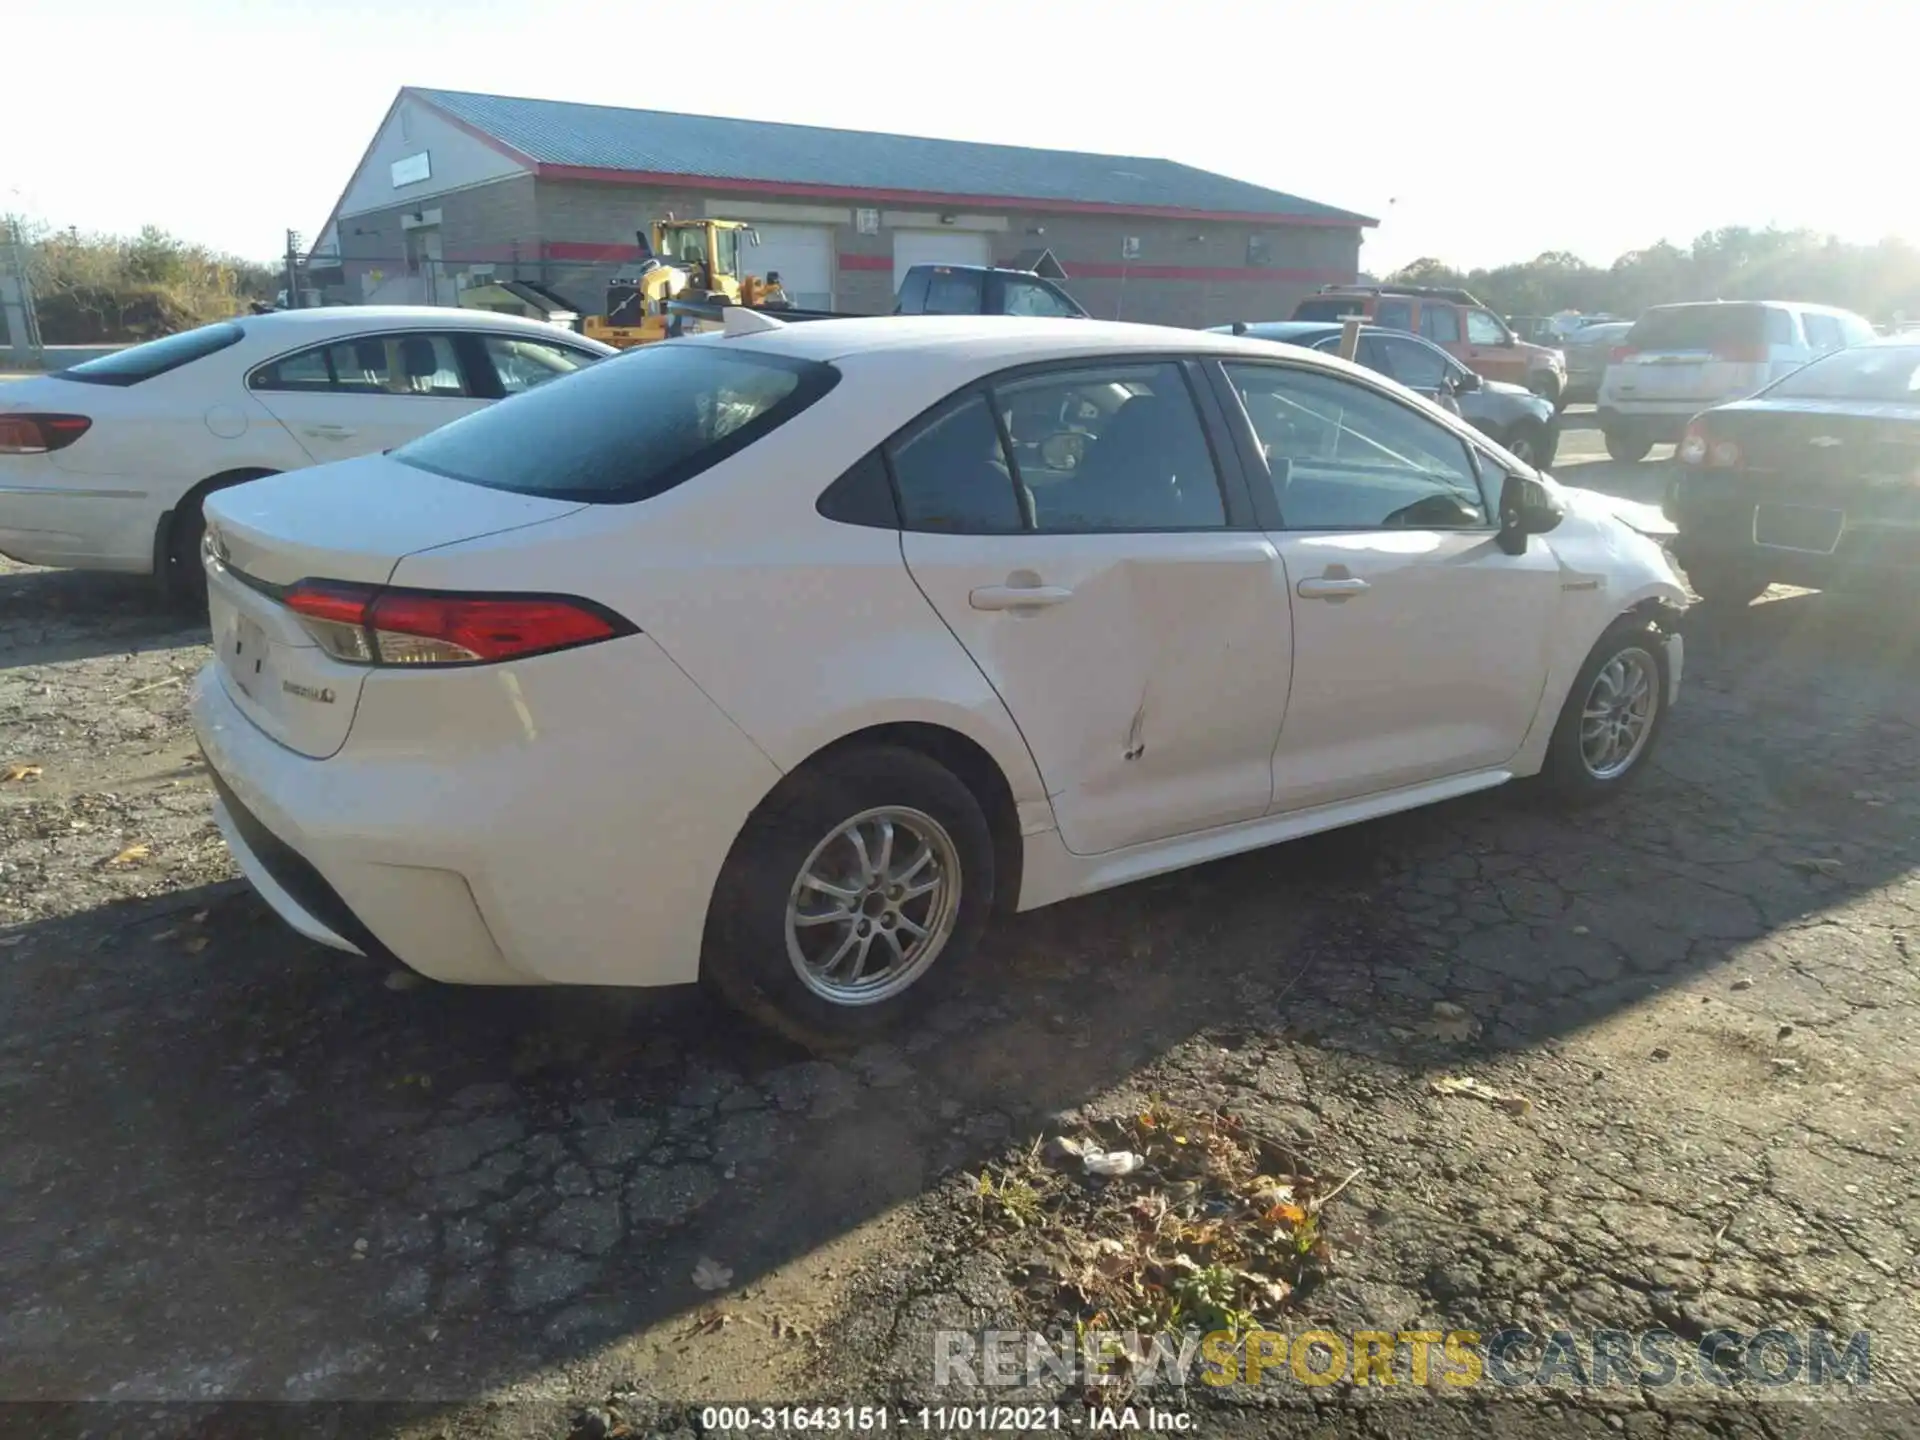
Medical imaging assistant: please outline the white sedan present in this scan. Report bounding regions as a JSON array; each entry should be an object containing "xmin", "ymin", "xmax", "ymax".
[
  {"xmin": 190, "ymin": 313, "xmax": 1688, "ymax": 1049},
  {"xmin": 0, "ymin": 306, "xmax": 613, "ymax": 598}
]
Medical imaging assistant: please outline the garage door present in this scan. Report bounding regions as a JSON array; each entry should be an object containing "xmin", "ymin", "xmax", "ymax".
[
  {"xmin": 743, "ymin": 224, "xmax": 834, "ymax": 310},
  {"xmin": 893, "ymin": 230, "xmax": 991, "ymax": 292}
]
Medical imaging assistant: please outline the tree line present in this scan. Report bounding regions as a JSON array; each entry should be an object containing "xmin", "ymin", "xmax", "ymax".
[
  {"xmin": 1384, "ymin": 228, "xmax": 1920, "ymax": 323},
  {"xmin": 6, "ymin": 220, "xmax": 276, "ymax": 345}
]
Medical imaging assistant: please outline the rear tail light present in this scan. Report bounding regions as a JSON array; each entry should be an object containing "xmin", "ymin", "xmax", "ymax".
[
  {"xmin": 0, "ymin": 414, "xmax": 91, "ymax": 454},
  {"xmin": 1609, "ymin": 346, "xmax": 1637, "ymax": 363},
  {"xmin": 1711, "ymin": 344, "xmax": 1768, "ymax": 364},
  {"xmin": 283, "ymin": 581, "xmax": 635, "ymax": 666},
  {"xmin": 1678, "ymin": 421, "xmax": 1741, "ymax": 468}
]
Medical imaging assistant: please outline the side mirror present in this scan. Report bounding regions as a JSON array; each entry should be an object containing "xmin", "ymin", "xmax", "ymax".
[
  {"xmin": 1452, "ymin": 369, "xmax": 1483, "ymax": 393},
  {"xmin": 1496, "ymin": 472, "xmax": 1564, "ymax": 555}
]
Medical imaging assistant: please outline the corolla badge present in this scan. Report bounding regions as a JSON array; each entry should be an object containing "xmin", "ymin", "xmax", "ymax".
[
  {"xmin": 1808, "ymin": 436, "xmax": 1844, "ymax": 448},
  {"xmin": 281, "ymin": 680, "xmax": 336, "ymax": 705}
]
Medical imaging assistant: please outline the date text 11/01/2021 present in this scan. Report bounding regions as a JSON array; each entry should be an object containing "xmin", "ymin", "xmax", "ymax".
[{"xmin": 698, "ymin": 1406, "xmax": 1191, "ymax": 1431}]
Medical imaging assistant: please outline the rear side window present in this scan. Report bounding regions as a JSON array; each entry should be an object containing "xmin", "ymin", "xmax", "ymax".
[
  {"xmin": 1627, "ymin": 304, "xmax": 1775, "ymax": 350},
  {"xmin": 1295, "ymin": 297, "xmax": 1369, "ymax": 322},
  {"xmin": 250, "ymin": 333, "xmax": 470, "ymax": 396},
  {"xmin": 1766, "ymin": 344, "xmax": 1920, "ymax": 401},
  {"xmin": 56, "ymin": 321, "xmax": 244, "ymax": 386},
  {"xmin": 396, "ymin": 345, "xmax": 837, "ymax": 504},
  {"xmin": 1801, "ymin": 313, "xmax": 1843, "ymax": 353}
]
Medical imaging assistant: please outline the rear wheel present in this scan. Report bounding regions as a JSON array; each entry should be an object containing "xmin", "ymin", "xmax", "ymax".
[
  {"xmin": 158, "ymin": 472, "xmax": 273, "ymax": 614},
  {"xmin": 1681, "ymin": 558, "xmax": 1770, "ymax": 607},
  {"xmin": 702, "ymin": 745, "xmax": 996, "ymax": 1051},
  {"xmin": 1603, "ymin": 427, "xmax": 1654, "ymax": 463},
  {"xmin": 1540, "ymin": 616, "xmax": 1669, "ymax": 804}
]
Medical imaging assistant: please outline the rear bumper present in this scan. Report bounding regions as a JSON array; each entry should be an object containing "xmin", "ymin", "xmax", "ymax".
[
  {"xmin": 1596, "ymin": 405, "xmax": 1703, "ymax": 442},
  {"xmin": 0, "ymin": 480, "xmax": 161, "ymax": 572},
  {"xmin": 189, "ymin": 631, "xmax": 785, "ymax": 990}
]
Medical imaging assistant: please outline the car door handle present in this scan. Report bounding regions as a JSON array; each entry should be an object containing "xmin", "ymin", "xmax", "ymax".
[
  {"xmin": 301, "ymin": 424, "xmax": 355, "ymax": 438},
  {"xmin": 969, "ymin": 584, "xmax": 1074, "ymax": 611},
  {"xmin": 1296, "ymin": 576, "xmax": 1371, "ymax": 600}
]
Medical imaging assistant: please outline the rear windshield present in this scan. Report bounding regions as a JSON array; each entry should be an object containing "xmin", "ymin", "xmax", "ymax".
[
  {"xmin": 1766, "ymin": 344, "xmax": 1920, "ymax": 402},
  {"xmin": 1626, "ymin": 304, "xmax": 1781, "ymax": 350},
  {"xmin": 395, "ymin": 343, "xmax": 838, "ymax": 504},
  {"xmin": 1294, "ymin": 298, "xmax": 1370, "ymax": 322},
  {"xmin": 55, "ymin": 321, "xmax": 244, "ymax": 386}
]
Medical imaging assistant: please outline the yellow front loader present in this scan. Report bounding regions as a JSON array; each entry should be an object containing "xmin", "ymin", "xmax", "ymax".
[{"xmin": 580, "ymin": 218, "xmax": 789, "ymax": 348}]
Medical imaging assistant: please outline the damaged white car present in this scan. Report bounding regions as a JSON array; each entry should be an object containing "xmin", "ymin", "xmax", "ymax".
[{"xmin": 191, "ymin": 313, "xmax": 1687, "ymax": 1048}]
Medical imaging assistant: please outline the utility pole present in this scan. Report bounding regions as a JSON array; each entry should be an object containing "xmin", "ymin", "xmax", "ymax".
[{"xmin": 284, "ymin": 229, "xmax": 302, "ymax": 309}]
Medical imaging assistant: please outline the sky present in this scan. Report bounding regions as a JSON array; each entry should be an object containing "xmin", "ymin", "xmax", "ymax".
[{"xmin": 4, "ymin": 0, "xmax": 1907, "ymax": 274}]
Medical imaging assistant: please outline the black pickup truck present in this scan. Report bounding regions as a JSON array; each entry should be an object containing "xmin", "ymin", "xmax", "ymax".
[{"xmin": 668, "ymin": 263, "xmax": 1087, "ymax": 333}]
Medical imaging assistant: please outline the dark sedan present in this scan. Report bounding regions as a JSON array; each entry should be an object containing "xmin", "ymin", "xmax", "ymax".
[
  {"xmin": 1209, "ymin": 320, "xmax": 1560, "ymax": 469},
  {"xmin": 1666, "ymin": 339, "xmax": 1920, "ymax": 602}
]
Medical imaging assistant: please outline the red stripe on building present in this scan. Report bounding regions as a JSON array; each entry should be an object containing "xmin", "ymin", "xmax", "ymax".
[
  {"xmin": 531, "ymin": 164, "xmax": 1375, "ymax": 228},
  {"xmin": 837, "ymin": 254, "xmax": 892, "ymax": 271},
  {"xmin": 544, "ymin": 242, "xmax": 648, "ymax": 262},
  {"xmin": 1066, "ymin": 263, "xmax": 1351, "ymax": 283}
]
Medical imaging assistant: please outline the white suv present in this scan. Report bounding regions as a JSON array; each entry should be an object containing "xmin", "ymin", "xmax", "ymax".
[{"xmin": 1597, "ymin": 301, "xmax": 1876, "ymax": 461}]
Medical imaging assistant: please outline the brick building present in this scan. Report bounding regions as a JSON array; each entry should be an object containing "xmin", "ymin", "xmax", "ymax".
[{"xmin": 310, "ymin": 87, "xmax": 1374, "ymax": 330}]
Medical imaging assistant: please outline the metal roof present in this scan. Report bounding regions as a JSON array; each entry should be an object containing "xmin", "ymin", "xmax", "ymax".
[{"xmin": 412, "ymin": 88, "xmax": 1373, "ymax": 225}]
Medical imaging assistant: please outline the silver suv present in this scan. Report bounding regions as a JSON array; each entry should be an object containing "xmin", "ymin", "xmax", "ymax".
[{"xmin": 1597, "ymin": 301, "xmax": 1876, "ymax": 461}]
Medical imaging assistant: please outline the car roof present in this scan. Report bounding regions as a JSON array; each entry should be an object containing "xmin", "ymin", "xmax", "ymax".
[
  {"xmin": 714, "ymin": 314, "xmax": 1325, "ymax": 367},
  {"xmin": 1204, "ymin": 320, "xmax": 1342, "ymax": 342},
  {"xmin": 241, "ymin": 306, "xmax": 586, "ymax": 335}
]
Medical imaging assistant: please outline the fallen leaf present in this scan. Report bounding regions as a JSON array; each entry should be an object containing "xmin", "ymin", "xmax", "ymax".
[
  {"xmin": 108, "ymin": 844, "xmax": 150, "ymax": 866},
  {"xmin": 1430, "ymin": 1074, "xmax": 1534, "ymax": 1116},
  {"xmin": 2, "ymin": 764, "xmax": 43, "ymax": 783},
  {"xmin": 1425, "ymin": 1000, "xmax": 1477, "ymax": 1042},
  {"xmin": 190, "ymin": 910, "xmax": 208, "ymax": 924},
  {"xmin": 1264, "ymin": 1201, "xmax": 1308, "ymax": 1226},
  {"xmin": 183, "ymin": 935, "xmax": 210, "ymax": 954},
  {"xmin": 692, "ymin": 1256, "xmax": 733, "ymax": 1292}
]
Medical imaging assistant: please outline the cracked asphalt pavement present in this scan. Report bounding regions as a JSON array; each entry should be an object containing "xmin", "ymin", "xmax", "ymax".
[{"xmin": 1, "ymin": 427, "xmax": 1915, "ymax": 1438}]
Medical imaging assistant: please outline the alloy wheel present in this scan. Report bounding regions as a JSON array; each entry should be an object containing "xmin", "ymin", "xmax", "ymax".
[
  {"xmin": 1580, "ymin": 646, "xmax": 1659, "ymax": 780},
  {"xmin": 784, "ymin": 806, "xmax": 962, "ymax": 1006}
]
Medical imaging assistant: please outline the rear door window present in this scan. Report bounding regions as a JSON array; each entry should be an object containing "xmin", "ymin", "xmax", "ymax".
[
  {"xmin": 1420, "ymin": 306, "xmax": 1462, "ymax": 345},
  {"xmin": 1001, "ymin": 278, "xmax": 1080, "ymax": 318},
  {"xmin": 395, "ymin": 345, "xmax": 837, "ymax": 503},
  {"xmin": 1374, "ymin": 299, "xmax": 1414, "ymax": 331},
  {"xmin": 55, "ymin": 321, "xmax": 244, "ymax": 387},
  {"xmin": 1465, "ymin": 309, "xmax": 1508, "ymax": 344},
  {"xmin": 889, "ymin": 393, "xmax": 1026, "ymax": 533}
]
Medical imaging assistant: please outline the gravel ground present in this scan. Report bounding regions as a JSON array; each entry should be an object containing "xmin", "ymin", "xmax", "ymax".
[{"xmin": 1, "ymin": 434, "xmax": 1915, "ymax": 1439}]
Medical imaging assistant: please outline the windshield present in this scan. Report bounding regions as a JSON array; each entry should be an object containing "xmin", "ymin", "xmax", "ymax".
[
  {"xmin": 396, "ymin": 344, "xmax": 838, "ymax": 504},
  {"xmin": 1765, "ymin": 344, "xmax": 1920, "ymax": 402},
  {"xmin": 55, "ymin": 321, "xmax": 244, "ymax": 386}
]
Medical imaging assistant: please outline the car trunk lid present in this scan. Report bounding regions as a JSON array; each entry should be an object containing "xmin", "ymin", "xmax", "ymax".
[
  {"xmin": 1611, "ymin": 304, "xmax": 1777, "ymax": 403},
  {"xmin": 202, "ymin": 455, "xmax": 586, "ymax": 758}
]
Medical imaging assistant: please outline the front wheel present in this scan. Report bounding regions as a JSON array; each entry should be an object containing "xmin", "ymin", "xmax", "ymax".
[
  {"xmin": 1539, "ymin": 617, "xmax": 1670, "ymax": 804},
  {"xmin": 701, "ymin": 745, "xmax": 996, "ymax": 1051},
  {"xmin": 1505, "ymin": 422, "xmax": 1558, "ymax": 472}
]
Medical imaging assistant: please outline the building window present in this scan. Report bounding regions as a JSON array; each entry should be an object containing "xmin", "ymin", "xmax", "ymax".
[
  {"xmin": 1121, "ymin": 236, "xmax": 1142, "ymax": 261},
  {"xmin": 1247, "ymin": 234, "xmax": 1272, "ymax": 268}
]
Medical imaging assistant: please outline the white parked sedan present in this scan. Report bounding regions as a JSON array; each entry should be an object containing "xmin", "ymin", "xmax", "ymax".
[
  {"xmin": 0, "ymin": 307, "xmax": 613, "ymax": 597},
  {"xmin": 190, "ymin": 313, "xmax": 1688, "ymax": 1049}
]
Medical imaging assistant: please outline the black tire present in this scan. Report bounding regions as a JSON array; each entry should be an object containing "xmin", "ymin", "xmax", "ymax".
[
  {"xmin": 1539, "ymin": 615, "xmax": 1671, "ymax": 805},
  {"xmin": 1681, "ymin": 559, "xmax": 1770, "ymax": 607},
  {"xmin": 1603, "ymin": 427, "xmax": 1654, "ymax": 464},
  {"xmin": 157, "ymin": 472, "xmax": 272, "ymax": 614},
  {"xmin": 1506, "ymin": 422, "xmax": 1558, "ymax": 472},
  {"xmin": 701, "ymin": 744, "xmax": 996, "ymax": 1052}
]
